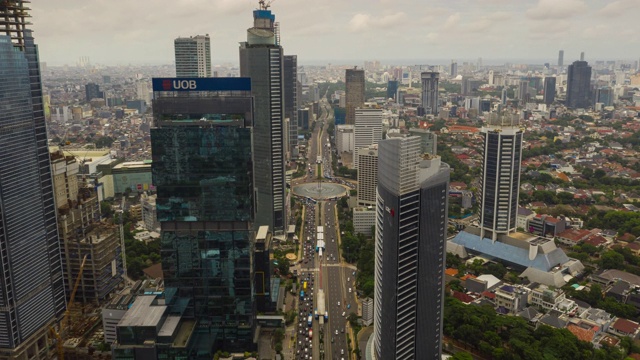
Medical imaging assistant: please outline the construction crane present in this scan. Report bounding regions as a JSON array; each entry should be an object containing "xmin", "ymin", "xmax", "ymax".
[
  {"xmin": 258, "ymin": 0, "xmax": 275, "ymax": 10},
  {"xmin": 49, "ymin": 254, "xmax": 88, "ymax": 360}
]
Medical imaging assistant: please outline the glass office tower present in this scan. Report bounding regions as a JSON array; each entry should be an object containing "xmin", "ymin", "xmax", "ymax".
[
  {"xmin": 0, "ymin": 2, "xmax": 66, "ymax": 357},
  {"xmin": 375, "ymin": 137, "xmax": 450, "ymax": 360},
  {"xmin": 151, "ymin": 78, "xmax": 256, "ymax": 356}
]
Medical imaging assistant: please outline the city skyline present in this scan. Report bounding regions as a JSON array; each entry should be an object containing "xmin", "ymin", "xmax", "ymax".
[{"xmin": 31, "ymin": 0, "xmax": 640, "ymax": 66}]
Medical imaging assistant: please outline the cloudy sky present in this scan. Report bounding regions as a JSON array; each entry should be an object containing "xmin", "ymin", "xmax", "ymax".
[{"xmin": 31, "ymin": 0, "xmax": 640, "ymax": 66}]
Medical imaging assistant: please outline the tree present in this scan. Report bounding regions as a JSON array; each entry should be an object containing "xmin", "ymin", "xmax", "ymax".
[
  {"xmin": 600, "ymin": 251, "xmax": 625, "ymax": 270},
  {"xmin": 451, "ymin": 352, "xmax": 473, "ymax": 360}
]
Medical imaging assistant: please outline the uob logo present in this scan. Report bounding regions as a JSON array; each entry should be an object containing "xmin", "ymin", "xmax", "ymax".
[{"xmin": 172, "ymin": 80, "xmax": 197, "ymax": 90}]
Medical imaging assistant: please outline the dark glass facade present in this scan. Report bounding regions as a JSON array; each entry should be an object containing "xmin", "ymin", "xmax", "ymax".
[
  {"xmin": 543, "ymin": 77, "xmax": 556, "ymax": 105},
  {"xmin": 566, "ymin": 60, "xmax": 592, "ymax": 109},
  {"xmin": 151, "ymin": 88, "xmax": 256, "ymax": 356},
  {"xmin": 375, "ymin": 137, "xmax": 449, "ymax": 360},
  {"xmin": 0, "ymin": 29, "xmax": 65, "ymax": 349},
  {"xmin": 239, "ymin": 15, "xmax": 286, "ymax": 233}
]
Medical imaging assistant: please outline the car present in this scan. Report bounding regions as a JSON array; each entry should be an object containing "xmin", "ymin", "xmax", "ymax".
[
  {"xmin": 347, "ymin": 304, "xmax": 351, "ymax": 309},
  {"xmin": 337, "ymin": 301, "xmax": 340, "ymax": 306},
  {"xmin": 349, "ymin": 288, "xmax": 352, "ymax": 293},
  {"xmin": 341, "ymin": 349, "xmax": 344, "ymax": 355},
  {"xmin": 342, "ymin": 312, "xmax": 345, "ymax": 317},
  {"xmin": 335, "ymin": 330, "xmax": 338, "ymax": 335},
  {"xmin": 347, "ymin": 277, "xmax": 350, "ymax": 282}
]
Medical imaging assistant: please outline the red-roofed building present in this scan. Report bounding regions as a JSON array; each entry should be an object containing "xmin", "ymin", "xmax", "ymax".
[
  {"xmin": 482, "ymin": 291, "xmax": 496, "ymax": 300},
  {"xmin": 447, "ymin": 125, "xmax": 480, "ymax": 134},
  {"xmin": 618, "ymin": 233, "xmax": 638, "ymax": 243},
  {"xmin": 452, "ymin": 291, "xmax": 475, "ymax": 304},
  {"xmin": 567, "ymin": 324, "xmax": 596, "ymax": 342},
  {"xmin": 627, "ymin": 242, "xmax": 640, "ymax": 256},
  {"xmin": 557, "ymin": 228, "xmax": 593, "ymax": 246},
  {"xmin": 583, "ymin": 235, "xmax": 608, "ymax": 247},
  {"xmin": 450, "ymin": 182, "xmax": 468, "ymax": 190},
  {"xmin": 445, "ymin": 268, "xmax": 459, "ymax": 277},
  {"xmin": 609, "ymin": 318, "xmax": 640, "ymax": 339}
]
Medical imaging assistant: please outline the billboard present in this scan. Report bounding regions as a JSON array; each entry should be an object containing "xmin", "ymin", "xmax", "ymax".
[{"xmin": 152, "ymin": 77, "xmax": 251, "ymax": 92}]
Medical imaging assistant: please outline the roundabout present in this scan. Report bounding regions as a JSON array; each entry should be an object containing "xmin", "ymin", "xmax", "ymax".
[{"xmin": 292, "ymin": 182, "xmax": 348, "ymax": 200}]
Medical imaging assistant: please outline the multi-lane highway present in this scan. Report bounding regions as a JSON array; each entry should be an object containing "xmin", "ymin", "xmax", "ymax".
[{"xmin": 293, "ymin": 98, "xmax": 359, "ymax": 360}]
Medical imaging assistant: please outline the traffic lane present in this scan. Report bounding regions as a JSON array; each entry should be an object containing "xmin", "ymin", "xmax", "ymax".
[{"xmin": 327, "ymin": 266, "xmax": 347, "ymax": 358}]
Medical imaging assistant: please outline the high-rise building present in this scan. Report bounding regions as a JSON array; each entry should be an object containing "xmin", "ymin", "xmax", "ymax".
[
  {"xmin": 543, "ymin": 77, "xmax": 556, "ymax": 105},
  {"xmin": 420, "ymin": 71, "xmax": 439, "ymax": 115},
  {"xmin": 345, "ymin": 68, "xmax": 365, "ymax": 125},
  {"xmin": 284, "ymin": 55, "xmax": 298, "ymax": 157},
  {"xmin": 149, "ymin": 77, "xmax": 256, "ymax": 356},
  {"xmin": 408, "ymin": 128, "xmax": 437, "ymax": 155},
  {"xmin": 580, "ymin": 51, "xmax": 585, "ymax": 61},
  {"xmin": 479, "ymin": 113, "xmax": 523, "ymax": 241},
  {"xmin": 558, "ymin": 50, "xmax": 564, "ymax": 67},
  {"xmin": 356, "ymin": 144, "xmax": 378, "ymax": 206},
  {"xmin": 501, "ymin": 88, "xmax": 508, "ymax": 105},
  {"xmin": 517, "ymin": 80, "xmax": 529, "ymax": 102},
  {"xmin": 566, "ymin": 60, "xmax": 592, "ymax": 109},
  {"xmin": 85, "ymin": 82, "xmax": 103, "ymax": 102},
  {"xmin": 387, "ymin": 80, "xmax": 399, "ymax": 101},
  {"xmin": 450, "ymin": 60, "xmax": 458, "ymax": 77},
  {"xmin": 354, "ymin": 107, "xmax": 383, "ymax": 169},
  {"xmin": 174, "ymin": 34, "xmax": 212, "ymax": 77},
  {"xmin": 0, "ymin": 2, "xmax": 66, "ymax": 356},
  {"xmin": 239, "ymin": 6, "xmax": 286, "ymax": 234},
  {"xmin": 596, "ymin": 87, "xmax": 614, "ymax": 107},
  {"xmin": 374, "ymin": 136, "xmax": 449, "ymax": 360},
  {"xmin": 51, "ymin": 151, "xmax": 123, "ymax": 305}
]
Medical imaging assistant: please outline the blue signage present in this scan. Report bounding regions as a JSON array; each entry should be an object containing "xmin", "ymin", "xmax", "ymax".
[{"xmin": 152, "ymin": 77, "xmax": 251, "ymax": 92}]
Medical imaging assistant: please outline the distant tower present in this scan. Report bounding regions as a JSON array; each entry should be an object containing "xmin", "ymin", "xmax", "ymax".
[
  {"xmin": 420, "ymin": 71, "xmax": 439, "ymax": 115},
  {"xmin": 354, "ymin": 108, "xmax": 383, "ymax": 170},
  {"xmin": 479, "ymin": 113, "xmax": 523, "ymax": 241},
  {"xmin": 580, "ymin": 52, "xmax": 585, "ymax": 61},
  {"xmin": 239, "ymin": 3, "xmax": 287, "ymax": 233},
  {"xmin": 356, "ymin": 144, "xmax": 378, "ymax": 206},
  {"xmin": 450, "ymin": 60, "xmax": 458, "ymax": 77},
  {"xmin": 174, "ymin": 34, "xmax": 212, "ymax": 77},
  {"xmin": 501, "ymin": 87, "xmax": 508, "ymax": 105},
  {"xmin": 566, "ymin": 60, "xmax": 592, "ymax": 109},
  {"xmin": 374, "ymin": 136, "xmax": 449, "ymax": 360},
  {"xmin": 0, "ymin": 2, "xmax": 66, "ymax": 355},
  {"xmin": 558, "ymin": 50, "xmax": 564, "ymax": 67},
  {"xmin": 345, "ymin": 68, "xmax": 365, "ymax": 125},
  {"xmin": 543, "ymin": 77, "xmax": 556, "ymax": 105}
]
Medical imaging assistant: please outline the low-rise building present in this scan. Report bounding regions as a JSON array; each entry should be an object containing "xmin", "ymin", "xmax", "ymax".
[
  {"xmin": 353, "ymin": 206, "xmax": 376, "ymax": 236},
  {"xmin": 530, "ymin": 283, "xmax": 566, "ymax": 310},
  {"xmin": 609, "ymin": 318, "xmax": 640, "ymax": 339},
  {"xmin": 494, "ymin": 285, "xmax": 529, "ymax": 314},
  {"xmin": 556, "ymin": 228, "xmax": 593, "ymax": 246}
]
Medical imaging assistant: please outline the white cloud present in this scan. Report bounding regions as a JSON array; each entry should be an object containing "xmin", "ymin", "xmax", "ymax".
[
  {"xmin": 599, "ymin": 0, "xmax": 640, "ymax": 17},
  {"xmin": 443, "ymin": 13, "xmax": 461, "ymax": 30},
  {"xmin": 526, "ymin": 0, "xmax": 588, "ymax": 20},
  {"xmin": 348, "ymin": 12, "xmax": 406, "ymax": 32}
]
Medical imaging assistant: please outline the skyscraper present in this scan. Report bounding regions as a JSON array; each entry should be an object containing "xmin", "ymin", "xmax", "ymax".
[
  {"xmin": 566, "ymin": 60, "xmax": 592, "ymax": 109},
  {"xmin": 345, "ymin": 68, "xmax": 365, "ymax": 125},
  {"xmin": 420, "ymin": 71, "xmax": 439, "ymax": 115},
  {"xmin": 387, "ymin": 80, "xmax": 399, "ymax": 101},
  {"xmin": 354, "ymin": 107, "xmax": 383, "ymax": 169},
  {"xmin": 479, "ymin": 113, "xmax": 523, "ymax": 241},
  {"xmin": 374, "ymin": 136, "xmax": 449, "ymax": 360},
  {"xmin": 284, "ymin": 55, "xmax": 298, "ymax": 157},
  {"xmin": 450, "ymin": 60, "xmax": 458, "ymax": 77},
  {"xmin": 150, "ymin": 77, "xmax": 256, "ymax": 355},
  {"xmin": 239, "ymin": 5, "xmax": 286, "ymax": 233},
  {"xmin": 356, "ymin": 144, "xmax": 378, "ymax": 206},
  {"xmin": 85, "ymin": 82, "xmax": 103, "ymax": 102},
  {"xmin": 0, "ymin": 1, "xmax": 66, "ymax": 355},
  {"xmin": 558, "ymin": 50, "xmax": 564, "ymax": 67},
  {"xmin": 580, "ymin": 51, "xmax": 585, "ymax": 61},
  {"xmin": 543, "ymin": 77, "xmax": 556, "ymax": 105},
  {"xmin": 174, "ymin": 35, "xmax": 212, "ymax": 77}
]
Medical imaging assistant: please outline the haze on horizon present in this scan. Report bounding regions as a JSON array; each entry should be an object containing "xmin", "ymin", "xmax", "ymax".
[{"xmin": 31, "ymin": 0, "xmax": 640, "ymax": 66}]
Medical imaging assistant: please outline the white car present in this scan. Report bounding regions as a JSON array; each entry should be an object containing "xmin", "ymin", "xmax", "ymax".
[{"xmin": 337, "ymin": 301, "xmax": 340, "ymax": 306}]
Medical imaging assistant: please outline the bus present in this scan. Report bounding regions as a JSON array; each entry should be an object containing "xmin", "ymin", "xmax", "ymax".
[
  {"xmin": 300, "ymin": 290, "xmax": 305, "ymax": 300},
  {"xmin": 303, "ymin": 281, "xmax": 307, "ymax": 291}
]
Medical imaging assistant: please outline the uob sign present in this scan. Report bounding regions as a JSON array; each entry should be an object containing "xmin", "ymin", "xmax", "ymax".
[{"xmin": 172, "ymin": 80, "xmax": 197, "ymax": 90}]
